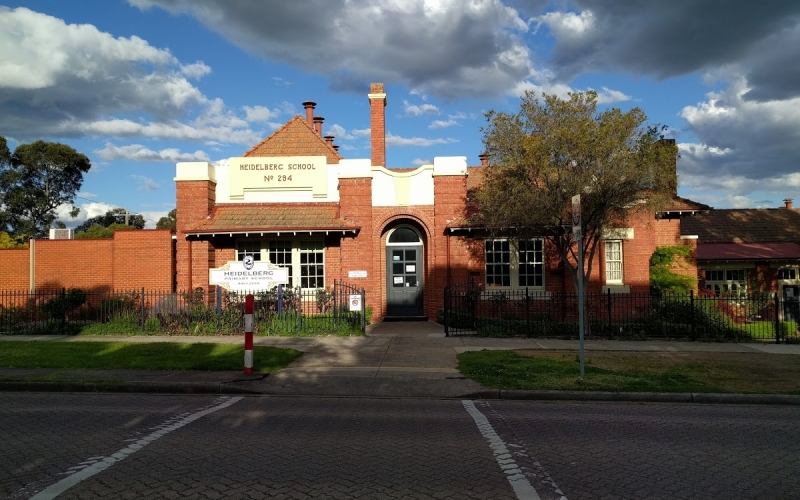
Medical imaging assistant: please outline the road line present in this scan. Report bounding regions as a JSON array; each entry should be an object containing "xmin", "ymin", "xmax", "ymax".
[
  {"xmin": 30, "ymin": 396, "xmax": 243, "ymax": 500},
  {"xmin": 462, "ymin": 400, "xmax": 543, "ymax": 500}
]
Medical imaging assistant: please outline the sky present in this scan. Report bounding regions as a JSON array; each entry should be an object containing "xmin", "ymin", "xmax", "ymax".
[{"xmin": 1, "ymin": 0, "xmax": 799, "ymax": 229}]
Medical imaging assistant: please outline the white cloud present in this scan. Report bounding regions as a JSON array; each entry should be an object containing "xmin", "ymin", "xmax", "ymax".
[
  {"xmin": 412, "ymin": 158, "xmax": 431, "ymax": 166},
  {"xmin": 534, "ymin": 10, "xmax": 595, "ymax": 41},
  {"xmin": 429, "ymin": 119, "xmax": 459, "ymax": 129},
  {"xmin": 131, "ymin": 175, "xmax": 161, "ymax": 191},
  {"xmin": 327, "ymin": 124, "xmax": 357, "ymax": 140},
  {"xmin": 386, "ymin": 133, "xmax": 458, "ymax": 147},
  {"xmin": 78, "ymin": 192, "xmax": 98, "ymax": 199},
  {"xmin": 403, "ymin": 100, "xmax": 440, "ymax": 116},
  {"xmin": 0, "ymin": 7, "xmax": 263, "ymax": 147},
  {"xmin": 272, "ymin": 76, "xmax": 290, "ymax": 87},
  {"xmin": 55, "ymin": 201, "xmax": 118, "ymax": 228},
  {"xmin": 352, "ymin": 128, "xmax": 371, "ymax": 138},
  {"xmin": 127, "ymin": 0, "xmax": 538, "ymax": 99},
  {"xmin": 180, "ymin": 61, "xmax": 211, "ymax": 79},
  {"xmin": 243, "ymin": 105, "xmax": 281, "ymax": 123},
  {"xmin": 96, "ymin": 143, "xmax": 211, "ymax": 162},
  {"xmin": 595, "ymin": 86, "xmax": 632, "ymax": 104}
]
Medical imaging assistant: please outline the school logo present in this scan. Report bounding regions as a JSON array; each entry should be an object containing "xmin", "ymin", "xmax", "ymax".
[{"xmin": 243, "ymin": 254, "xmax": 255, "ymax": 270}]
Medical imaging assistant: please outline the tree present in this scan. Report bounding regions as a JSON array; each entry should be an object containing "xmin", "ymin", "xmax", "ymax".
[
  {"xmin": 473, "ymin": 90, "xmax": 678, "ymax": 295},
  {"xmin": 0, "ymin": 138, "xmax": 91, "ymax": 238},
  {"xmin": 156, "ymin": 208, "xmax": 177, "ymax": 232},
  {"xmin": 74, "ymin": 207, "xmax": 145, "ymax": 233},
  {"xmin": 74, "ymin": 223, "xmax": 137, "ymax": 239},
  {"xmin": 0, "ymin": 231, "xmax": 27, "ymax": 248}
]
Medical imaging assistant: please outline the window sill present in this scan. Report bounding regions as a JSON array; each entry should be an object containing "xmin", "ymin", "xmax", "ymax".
[{"xmin": 602, "ymin": 285, "xmax": 630, "ymax": 294}]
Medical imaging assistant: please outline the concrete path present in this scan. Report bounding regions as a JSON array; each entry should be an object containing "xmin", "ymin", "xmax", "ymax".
[{"xmin": 2, "ymin": 321, "xmax": 800, "ymax": 401}]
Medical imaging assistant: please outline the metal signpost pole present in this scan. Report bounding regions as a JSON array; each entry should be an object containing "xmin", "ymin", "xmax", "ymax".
[
  {"xmin": 572, "ymin": 195, "xmax": 586, "ymax": 378},
  {"xmin": 244, "ymin": 294, "xmax": 254, "ymax": 375}
]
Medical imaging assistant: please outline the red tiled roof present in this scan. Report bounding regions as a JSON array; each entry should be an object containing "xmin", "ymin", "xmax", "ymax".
[
  {"xmin": 697, "ymin": 242, "xmax": 800, "ymax": 261},
  {"xmin": 243, "ymin": 116, "xmax": 343, "ymax": 164},
  {"xmin": 186, "ymin": 204, "xmax": 359, "ymax": 235}
]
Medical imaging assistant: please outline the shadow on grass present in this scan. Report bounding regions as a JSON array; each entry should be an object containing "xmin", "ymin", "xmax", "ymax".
[{"xmin": 0, "ymin": 341, "xmax": 302, "ymax": 372}]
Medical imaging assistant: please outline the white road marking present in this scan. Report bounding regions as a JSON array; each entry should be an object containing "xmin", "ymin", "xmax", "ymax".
[
  {"xmin": 30, "ymin": 396, "xmax": 243, "ymax": 500},
  {"xmin": 462, "ymin": 400, "xmax": 544, "ymax": 500}
]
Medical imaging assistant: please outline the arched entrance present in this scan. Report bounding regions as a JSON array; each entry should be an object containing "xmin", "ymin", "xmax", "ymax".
[{"xmin": 385, "ymin": 226, "xmax": 424, "ymax": 317}]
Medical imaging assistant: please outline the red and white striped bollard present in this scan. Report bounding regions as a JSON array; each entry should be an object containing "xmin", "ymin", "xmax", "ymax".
[{"xmin": 244, "ymin": 293, "xmax": 254, "ymax": 375}]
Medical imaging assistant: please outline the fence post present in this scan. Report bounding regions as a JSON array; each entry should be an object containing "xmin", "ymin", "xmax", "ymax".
[
  {"xmin": 333, "ymin": 280, "xmax": 338, "ymax": 328},
  {"xmin": 215, "ymin": 286, "xmax": 222, "ymax": 333},
  {"xmin": 361, "ymin": 288, "xmax": 366, "ymax": 334},
  {"xmin": 525, "ymin": 287, "xmax": 530, "ymax": 334},
  {"xmin": 774, "ymin": 292, "xmax": 781, "ymax": 344},
  {"xmin": 690, "ymin": 289, "xmax": 696, "ymax": 341},
  {"xmin": 60, "ymin": 287, "xmax": 66, "ymax": 335},
  {"xmin": 607, "ymin": 288, "xmax": 612, "ymax": 326},
  {"xmin": 443, "ymin": 284, "xmax": 449, "ymax": 336},
  {"xmin": 277, "ymin": 285, "xmax": 283, "ymax": 315},
  {"xmin": 141, "ymin": 287, "xmax": 146, "ymax": 332},
  {"xmin": 298, "ymin": 286, "xmax": 302, "ymax": 333}
]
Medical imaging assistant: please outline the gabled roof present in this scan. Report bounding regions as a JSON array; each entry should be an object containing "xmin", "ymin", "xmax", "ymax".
[
  {"xmin": 185, "ymin": 203, "xmax": 359, "ymax": 236},
  {"xmin": 681, "ymin": 208, "xmax": 800, "ymax": 243},
  {"xmin": 243, "ymin": 116, "xmax": 343, "ymax": 164}
]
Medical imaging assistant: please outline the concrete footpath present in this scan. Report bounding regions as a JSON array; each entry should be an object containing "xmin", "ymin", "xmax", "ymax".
[{"xmin": 2, "ymin": 321, "xmax": 800, "ymax": 404}]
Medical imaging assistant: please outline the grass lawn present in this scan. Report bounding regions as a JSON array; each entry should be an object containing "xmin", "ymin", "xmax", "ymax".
[
  {"xmin": 0, "ymin": 341, "xmax": 302, "ymax": 372},
  {"xmin": 457, "ymin": 349, "xmax": 800, "ymax": 394}
]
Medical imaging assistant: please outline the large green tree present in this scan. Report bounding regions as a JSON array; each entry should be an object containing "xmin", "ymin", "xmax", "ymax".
[
  {"xmin": 156, "ymin": 208, "xmax": 177, "ymax": 232},
  {"xmin": 74, "ymin": 207, "xmax": 145, "ymax": 233},
  {"xmin": 472, "ymin": 90, "xmax": 678, "ymax": 294},
  {"xmin": 0, "ymin": 138, "xmax": 91, "ymax": 238}
]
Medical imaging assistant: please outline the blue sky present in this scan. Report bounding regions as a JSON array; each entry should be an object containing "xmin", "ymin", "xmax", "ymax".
[{"xmin": 1, "ymin": 1, "xmax": 799, "ymax": 228}]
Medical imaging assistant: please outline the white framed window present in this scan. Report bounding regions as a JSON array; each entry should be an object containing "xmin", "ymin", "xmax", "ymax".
[
  {"xmin": 484, "ymin": 238, "xmax": 544, "ymax": 289},
  {"xmin": 235, "ymin": 238, "xmax": 325, "ymax": 289},
  {"xmin": 705, "ymin": 268, "xmax": 746, "ymax": 296},
  {"xmin": 236, "ymin": 240, "xmax": 261, "ymax": 262},
  {"xmin": 778, "ymin": 268, "xmax": 797, "ymax": 280},
  {"xmin": 605, "ymin": 240, "xmax": 623, "ymax": 285}
]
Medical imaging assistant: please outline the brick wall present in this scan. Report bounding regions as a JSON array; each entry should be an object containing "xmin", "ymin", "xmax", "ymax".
[
  {"xmin": 339, "ymin": 177, "xmax": 376, "ymax": 314},
  {"xmin": 0, "ymin": 230, "xmax": 173, "ymax": 292},
  {"xmin": 0, "ymin": 248, "xmax": 30, "ymax": 290},
  {"xmin": 176, "ymin": 179, "xmax": 216, "ymax": 291}
]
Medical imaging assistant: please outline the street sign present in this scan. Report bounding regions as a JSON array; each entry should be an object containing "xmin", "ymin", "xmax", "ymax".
[
  {"xmin": 572, "ymin": 194, "xmax": 581, "ymax": 236},
  {"xmin": 349, "ymin": 294, "xmax": 362, "ymax": 312}
]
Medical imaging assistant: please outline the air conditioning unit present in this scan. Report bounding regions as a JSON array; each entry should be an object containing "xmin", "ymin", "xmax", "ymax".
[{"xmin": 49, "ymin": 228, "xmax": 74, "ymax": 239}]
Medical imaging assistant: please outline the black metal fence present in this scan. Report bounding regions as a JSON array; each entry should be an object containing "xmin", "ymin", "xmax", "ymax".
[
  {"xmin": 0, "ymin": 280, "xmax": 367, "ymax": 336},
  {"xmin": 443, "ymin": 279, "xmax": 799, "ymax": 342}
]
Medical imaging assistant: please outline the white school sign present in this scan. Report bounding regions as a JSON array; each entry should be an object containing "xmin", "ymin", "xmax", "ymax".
[{"xmin": 209, "ymin": 258, "xmax": 289, "ymax": 291}]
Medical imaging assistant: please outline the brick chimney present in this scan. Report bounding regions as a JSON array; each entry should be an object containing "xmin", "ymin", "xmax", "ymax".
[
  {"xmin": 324, "ymin": 134, "xmax": 334, "ymax": 147},
  {"xmin": 302, "ymin": 101, "xmax": 316, "ymax": 124},
  {"xmin": 313, "ymin": 116, "xmax": 324, "ymax": 136},
  {"xmin": 368, "ymin": 82, "xmax": 386, "ymax": 167},
  {"xmin": 478, "ymin": 152, "xmax": 489, "ymax": 166},
  {"xmin": 784, "ymin": 197, "xmax": 793, "ymax": 210}
]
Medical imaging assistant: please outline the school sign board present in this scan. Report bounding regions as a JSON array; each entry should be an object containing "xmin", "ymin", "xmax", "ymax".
[{"xmin": 209, "ymin": 258, "xmax": 289, "ymax": 291}]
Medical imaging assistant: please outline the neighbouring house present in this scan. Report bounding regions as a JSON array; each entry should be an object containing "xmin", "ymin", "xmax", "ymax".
[
  {"xmin": 175, "ymin": 83, "xmax": 702, "ymax": 322},
  {"xmin": 681, "ymin": 198, "xmax": 800, "ymax": 304}
]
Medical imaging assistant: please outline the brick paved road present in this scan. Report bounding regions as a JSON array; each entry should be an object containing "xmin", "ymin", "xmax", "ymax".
[
  {"xmin": 3, "ymin": 393, "xmax": 800, "ymax": 499},
  {"xmin": 485, "ymin": 400, "xmax": 800, "ymax": 500}
]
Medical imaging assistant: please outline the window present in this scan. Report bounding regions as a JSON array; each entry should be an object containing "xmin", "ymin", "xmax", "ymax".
[
  {"xmin": 235, "ymin": 239, "xmax": 326, "ymax": 289},
  {"xmin": 484, "ymin": 238, "xmax": 544, "ymax": 289},
  {"xmin": 778, "ymin": 268, "xmax": 797, "ymax": 280},
  {"xmin": 299, "ymin": 240, "xmax": 324, "ymax": 288},
  {"xmin": 236, "ymin": 241, "xmax": 261, "ymax": 261},
  {"xmin": 705, "ymin": 268, "xmax": 746, "ymax": 296},
  {"xmin": 605, "ymin": 240, "xmax": 623, "ymax": 284},
  {"xmin": 269, "ymin": 240, "xmax": 294, "ymax": 287}
]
